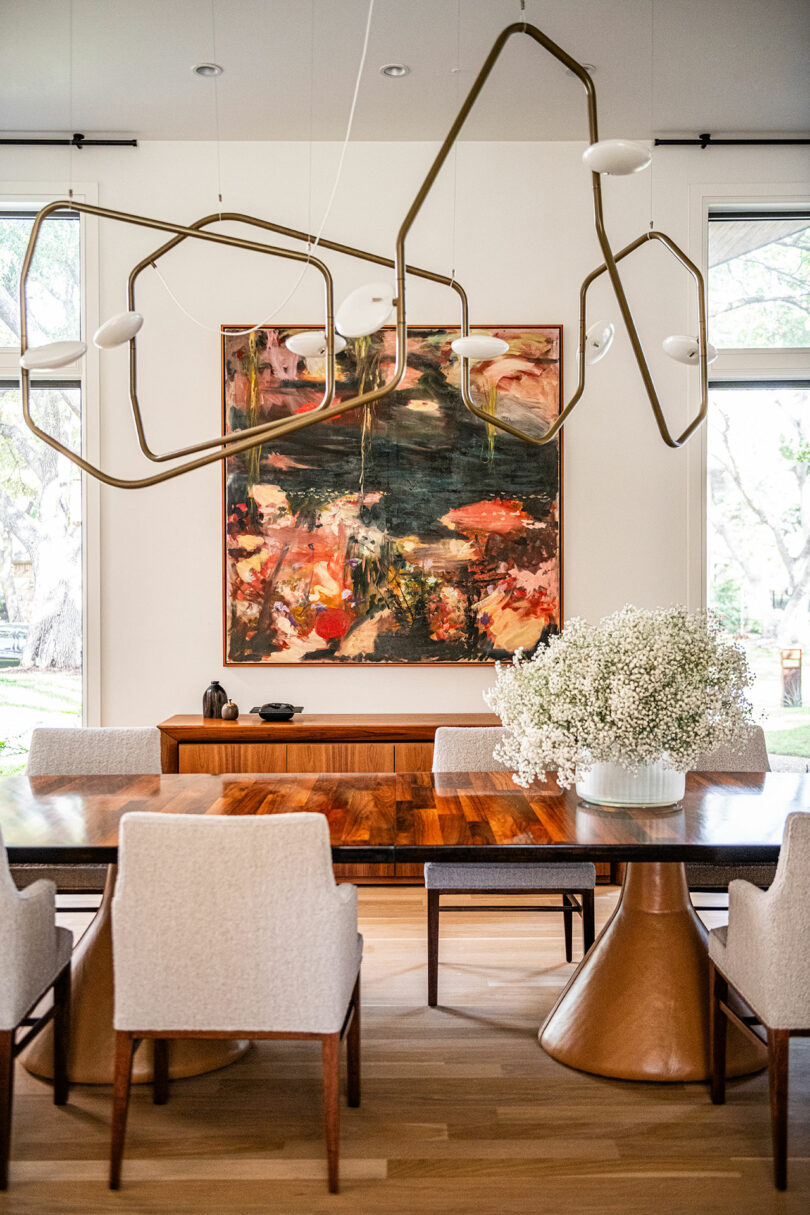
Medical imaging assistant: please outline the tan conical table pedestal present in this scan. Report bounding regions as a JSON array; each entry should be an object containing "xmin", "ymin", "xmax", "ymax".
[
  {"xmin": 539, "ymin": 861, "xmax": 767, "ymax": 1081},
  {"xmin": 20, "ymin": 867, "xmax": 249, "ymax": 1085}
]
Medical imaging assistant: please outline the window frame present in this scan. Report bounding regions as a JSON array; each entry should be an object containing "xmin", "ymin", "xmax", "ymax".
[
  {"xmin": 684, "ymin": 183, "xmax": 810, "ymax": 614},
  {"xmin": 0, "ymin": 181, "xmax": 100, "ymax": 725}
]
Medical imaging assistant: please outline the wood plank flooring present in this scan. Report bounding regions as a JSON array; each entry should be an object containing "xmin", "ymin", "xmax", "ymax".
[{"xmin": 4, "ymin": 888, "xmax": 809, "ymax": 1213}]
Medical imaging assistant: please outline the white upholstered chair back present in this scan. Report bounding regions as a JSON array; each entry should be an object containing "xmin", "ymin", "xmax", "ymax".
[
  {"xmin": 432, "ymin": 727, "xmax": 509, "ymax": 773},
  {"xmin": 715, "ymin": 813, "xmax": 810, "ymax": 1027},
  {"xmin": 0, "ymin": 826, "xmax": 72, "ymax": 1030},
  {"xmin": 695, "ymin": 725, "xmax": 770, "ymax": 772},
  {"xmin": 432, "ymin": 723, "xmax": 770, "ymax": 776},
  {"xmin": 112, "ymin": 812, "xmax": 361, "ymax": 1035},
  {"xmin": 27, "ymin": 727, "xmax": 162, "ymax": 776}
]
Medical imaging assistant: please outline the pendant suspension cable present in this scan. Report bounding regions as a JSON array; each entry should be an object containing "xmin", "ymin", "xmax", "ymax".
[
  {"xmin": 210, "ymin": 0, "xmax": 224, "ymax": 213},
  {"xmin": 449, "ymin": 0, "xmax": 462, "ymax": 287},
  {"xmin": 150, "ymin": 0, "xmax": 376, "ymax": 338},
  {"xmin": 310, "ymin": 0, "xmax": 374, "ymax": 251},
  {"xmin": 67, "ymin": 0, "xmax": 74, "ymax": 200},
  {"xmin": 649, "ymin": 0, "xmax": 654, "ymax": 230},
  {"xmin": 306, "ymin": 0, "xmax": 315, "ymax": 247}
]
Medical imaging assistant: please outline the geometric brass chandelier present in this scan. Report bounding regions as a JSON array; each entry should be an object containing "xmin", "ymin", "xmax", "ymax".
[{"xmin": 18, "ymin": 17, "xmax": 713, "ymax": 489}]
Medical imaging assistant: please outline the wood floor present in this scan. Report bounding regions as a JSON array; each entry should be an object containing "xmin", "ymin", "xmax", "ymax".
[{"xmin": 5, "ymin": 887, "xmax": 809, "ymax": 1213}]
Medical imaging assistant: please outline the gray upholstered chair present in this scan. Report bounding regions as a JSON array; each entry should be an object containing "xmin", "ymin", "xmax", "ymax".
[
  {"xmin": 425, "ymin": 727, "xmax": 596, "ymax": 1007},
  {"xmin": 687, "ymin": 726, "xmax": 776, "ymax": 903},
  {"xmin": 109, "ymin": 811, "xmax": 362, "ymax": 1194},
  {"xmin": 13, "ymin": 727, "xmax": 163, "ymax": 903},
  {"xmin": 1, "ymin": 826, "xmax": 72, "ymax": 1190},
  {"xmin": 708, "ymin": 811, "xmax": 810, "ymax": 1190}
]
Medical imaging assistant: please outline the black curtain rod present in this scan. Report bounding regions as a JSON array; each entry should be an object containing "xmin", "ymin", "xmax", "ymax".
[
  {"xmin": 0, "ymin": 133, "xmax": 137, "ymax": 149},
  {"xmin": 655, "ymin": 133, "xmax": 809, "ymax": 149}
]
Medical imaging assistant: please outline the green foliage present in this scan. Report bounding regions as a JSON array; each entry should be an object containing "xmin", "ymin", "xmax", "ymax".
[
  {"xmin": 779, "ymin": 434, "xmax": 810, "ymax": 466},
  {"xmin": 765, "ymin": 720, "xmax": 810, "ymax": 759},
  {"xmin": 710, "ymin": 576, "xmax": 743, "ymax": 633},
  {"xmin": 709, "ymin": 224, "xmax": 810, "ymax": 349},
  {"xmin": 0, "ymin": 670, "xmax": 81, "ymax": 777},
  {"xmin": 0, "ymin": 214, "xmax": 80, "ymax": 345}
]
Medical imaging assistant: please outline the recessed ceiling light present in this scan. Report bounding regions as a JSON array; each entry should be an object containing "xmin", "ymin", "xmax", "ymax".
[
  {"xmin": 192, "ymin": 62, "xmax": 224, "ymax": 77},
  {"xmin": 380, "ymin": 63, "xmax": 410, "ymax": 78}
]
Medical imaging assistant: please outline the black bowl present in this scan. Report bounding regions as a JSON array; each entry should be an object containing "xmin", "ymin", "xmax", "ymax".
[{"xmin": 250, "ymin": 704, "xmax": 303, "ymax": 722}]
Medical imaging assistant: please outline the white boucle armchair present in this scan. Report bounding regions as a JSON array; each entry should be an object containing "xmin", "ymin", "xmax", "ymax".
[
  {"xmin": 708, "ymin": 811, "xmax": 810, "ymax": 1191},
  {"xmin": 109, "ymin": 810, "xmax": 362, "ymax": 1194},
  {"xmin": 0, "ymin": 826, "xmax": 72, "ymax": 1190}
]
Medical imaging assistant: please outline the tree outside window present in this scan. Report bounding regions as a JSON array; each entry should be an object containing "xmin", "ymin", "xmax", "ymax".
[
  {"xmin": 707, "ymin": 213, "xmax": 810, "ymax": 758},
  {"xmin": 0, "ymin": 212, "xmax": 82, "ymax": 774}
]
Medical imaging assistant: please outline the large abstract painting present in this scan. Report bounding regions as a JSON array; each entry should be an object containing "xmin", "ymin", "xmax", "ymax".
[{"xmin": 222, "ymin": 326, "xmax": 562, "ymax": 664}]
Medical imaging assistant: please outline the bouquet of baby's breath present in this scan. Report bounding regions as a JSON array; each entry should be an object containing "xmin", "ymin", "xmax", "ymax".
[{"xmin": 485, "ymin": 606, "xmax": 755, "ymax": 788}]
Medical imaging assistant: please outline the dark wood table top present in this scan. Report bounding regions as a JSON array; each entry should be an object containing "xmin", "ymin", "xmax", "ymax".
[{"xmin": 1, "ymin": 770, "xmax": 805, "ymax": 865}]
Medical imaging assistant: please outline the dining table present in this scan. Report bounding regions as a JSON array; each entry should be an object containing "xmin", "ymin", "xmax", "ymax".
[{"xmin": 0, "ymin": 767, "xmax": 804, "ymax": 1087}]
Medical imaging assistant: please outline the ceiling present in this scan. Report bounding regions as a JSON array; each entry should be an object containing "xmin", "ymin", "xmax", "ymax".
[{"xmin": 1, "ymin": 0, "xmax": 809, "ymax": 143}]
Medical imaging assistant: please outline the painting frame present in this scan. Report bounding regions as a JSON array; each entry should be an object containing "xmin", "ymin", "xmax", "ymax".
[{"xmin": 221, "ymin": 324, "xmax": 563, "ymax": 666}]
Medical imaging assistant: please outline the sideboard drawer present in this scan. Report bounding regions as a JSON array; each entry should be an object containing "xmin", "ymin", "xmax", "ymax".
[
  {"xmin": 285, "ymin": 743, "xmax": 395, "ymax": 772},
  {"xmin": 395, "ymin": 742, "xmax": 434, "ymax": 771},
  {"xmin": 178, "ymin": 743, "xmax": 286, "ymax": 774}
]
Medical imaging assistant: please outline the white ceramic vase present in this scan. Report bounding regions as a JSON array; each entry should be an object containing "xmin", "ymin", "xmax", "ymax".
[{"xmin": 575, "ymin": 760, "xmax": 685, "ymax": 808}]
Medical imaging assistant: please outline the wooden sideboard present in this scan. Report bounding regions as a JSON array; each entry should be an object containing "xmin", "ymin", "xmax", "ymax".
[{"xmin": 156, "ymin": 714, "xmax": 611, "ymax": 883}]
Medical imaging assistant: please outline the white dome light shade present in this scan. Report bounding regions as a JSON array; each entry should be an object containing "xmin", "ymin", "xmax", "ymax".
[
  {"xmin": 451, "ymin": 335, "xmax": 509, "ymax": 360},
  {"xmin": 93, "ymin": 311, "xmax": 144, "ymax": 348},
  {"xmin": 582, "ymin": 139, "xmax": 652, "ymax": 175},
  {"xmin": 20, "ymin": 340, "xmax": 87, "ymax": 370},
  {"xmin": 582, "ymin": 320, "xmax": 615, "ymax": 364},
  {"xmin": 285, "ymin": 331, "xmax": 347, "ymax": 358},
  {"xmin": 662, "ymin": 334, "xmax": 719, "ymax": 365},
  {"xmin": 335, "ymin": 282, "xmax": 395, "ymax": 338}
]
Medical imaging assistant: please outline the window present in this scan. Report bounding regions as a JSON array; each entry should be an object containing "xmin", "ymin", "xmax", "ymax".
[
  {"xmin": 708, "ymin": 214, "xmax": 810, "ymax": 348},
  {"xmin": 0, "ymin": 209, "xmax": 82, "ymax": 775},
  {"xmin": 706, "ymin": 208, "xmax": 810, "ymax": 758}
]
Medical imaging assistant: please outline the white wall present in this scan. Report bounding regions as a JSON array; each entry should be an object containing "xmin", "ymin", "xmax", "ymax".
[{"xmin": 2, "ymin": 139, "xmax": 808, "ymax": 723}]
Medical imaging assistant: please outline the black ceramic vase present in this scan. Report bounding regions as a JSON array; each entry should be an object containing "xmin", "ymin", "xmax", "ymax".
[{"xmin": 202, "ymin": 680, "xmax": 228, "ymax": 719}]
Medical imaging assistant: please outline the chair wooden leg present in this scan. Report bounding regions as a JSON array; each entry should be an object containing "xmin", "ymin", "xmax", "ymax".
[
  {"xmin": 581, "ymin": 889, "xmax": 595, "ymax": 953},
  {"xmin": 153, "ymin": 1038, "xmax": 169, "ymax": 1105},
  {"xmin": 768, "ymin": 1027, "xmax": 790, "ymax": 1190},
  {"xmin": 346, "ymin": 975, "xmax": 361, "ymax": 1109},
  {"xmin": 427, "ymin": 890, "xmax": 440, "ymax": 1007},
  {"xmin": 322, "ymin": 1033, "xmax": 340, "ymax": 1194},
  {"xmin": 52, "ymin": 963, "xmax": 71, "ymax": 1107},
  {"xmin": 109, "ymin": 1032, "xmax": 135, "ymax": 1190},
  {"xmin": 709, "ymin": 962, "xmax": 728, "ymax": 1105},
  {"xmin": 0, "ymin": 1029, "xmax": 14, "ymax": 1191},
  {"xmin": 562, "ymin": 895, "xmax": 573, "ymax": 962}
]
